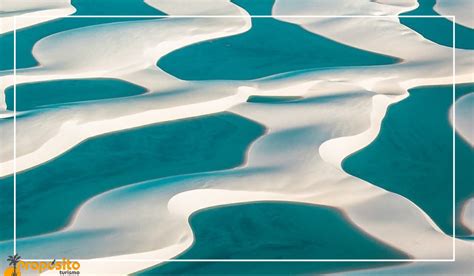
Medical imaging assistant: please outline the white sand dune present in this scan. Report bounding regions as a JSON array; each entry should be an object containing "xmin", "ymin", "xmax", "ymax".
[
  {"xmin": 434, "ymin": 0, "xmax": 474, "ymax": 29},
  {"xmin": 461, "ymin": 197, "xmax": 474, "ymax": 235},
  {"xmin": 0, "ymin": 0, "xmax": 75, "ymax": 34},
  {"xmin": 0, "ymin": 0, "xmax": 472, "ymax": 275},
  {"xmin": 451, "ymin": 92, "xmax": 474, "ymax": 146}
]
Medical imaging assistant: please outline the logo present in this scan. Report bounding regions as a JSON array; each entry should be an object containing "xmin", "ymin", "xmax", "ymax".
[
  {"xmin": 4, "ymin": 254, "xmax": 80, "ymax": 275},
  {"xmin": 4, "ymin": 254, "xmax": 21, "ymax": 276}
]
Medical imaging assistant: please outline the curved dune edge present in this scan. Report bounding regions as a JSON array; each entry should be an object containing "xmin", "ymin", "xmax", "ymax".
[
  {"xmin": 450, "ymin": 92, "xmax": 474, "ymax": 146},
  {"xmin": 0, "ymin": 0, "xmax": 470, "ymax": 275},
  {"xmin": 460, "ymin": 197, "xmax": 474, "ymax": 235},
  {"xmin": 449, "ymin": 92, "xmax": 473, "ymax": 238},
  {"xmin": 0, "ymin": 0, "xmax": 75, "ymax": 34},
  {"xmin": 434, "ymin": 0, "xmax": 474, "ymax": 29}
]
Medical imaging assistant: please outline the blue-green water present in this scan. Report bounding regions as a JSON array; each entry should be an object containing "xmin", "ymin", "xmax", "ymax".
[
  {"xmin": 400, "ymin": 0, "xmax": 474, "ymax": 49},
  {"xmin": 5, "ymin": 78, "xmax": 147, "ymax": 111},
  {"xmin": 0, "ymin": 112, "xmax": 264, "ymax": 240},
  {"xmin": 157, "ymin": 0, "xmax": 398, "ymax": 80},
  {"xmin": 343, "ymin": 83, "xmax": 474, "ymax": 237},
  {"xmin": 247, "ymin": 95, "xmax": 302, "ymax": 103},
  {"xmin": 0, "ymin": 0, "xmax": 164, "ymax": 70},
  {"xmin": 137, "ymin": 202, "xmax": 407, "ymax": 275}
]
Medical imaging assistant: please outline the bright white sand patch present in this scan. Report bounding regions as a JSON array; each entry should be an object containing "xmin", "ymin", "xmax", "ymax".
[
  {"xmin": 0, "ymin": 0, "xmax": 75, "ymax": 34},
  {"xmin": 451, "ymin": 92, "xmax": 474, "ymax": 146},
  {"xmin": 461, "ymin": 197, "xmax": 474, "ymax": 235},
  {"xmin": 145, "ymin": 0, "xmax": 248, "ymax": 15},
  {"xmin": 434, "ymin": 0, "xmax": 474, "ymax": 29}
]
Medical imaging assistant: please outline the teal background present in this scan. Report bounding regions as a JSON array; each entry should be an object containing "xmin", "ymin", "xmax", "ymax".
[
  {"xmin": 344, "ymin": 84, "xmax": 474, "ymax": 237},
  {"xmin": 400, "ymin": 0, "xmax": 474, "ymax": 49},
  {"xmin": 137, "ymin": 202, "xmax": 407, "ymax": 275},
  {"xmin": 5, "ymin": 78, "xmax": 147, "ymax": 111}
]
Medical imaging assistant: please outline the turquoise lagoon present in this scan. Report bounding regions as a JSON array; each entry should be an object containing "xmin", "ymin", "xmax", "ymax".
[
  {"xmin": 0, "ymin": 112, "xmax": 264, "ymax": 240},
  {"xmin": 344, "ymin": 84, "xmax": 474, "ymax": 237},
  {"xmin": 137, "ymin": 202, "xmax": 406, "ymax": 275},
  {"xmin": 247, "ymin": 95, "xmax": 303, "ymax": 103},
  {"xmin": 157, "ymin": 0, "xmax": 398, "ymax": 80},
  {"xmin": 400, "ymin": 0, "xmax": 474, "ymax": 49},
  {"xmin": 5, "ymin": 78, "xmax": 147, "ymax": 111}
]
